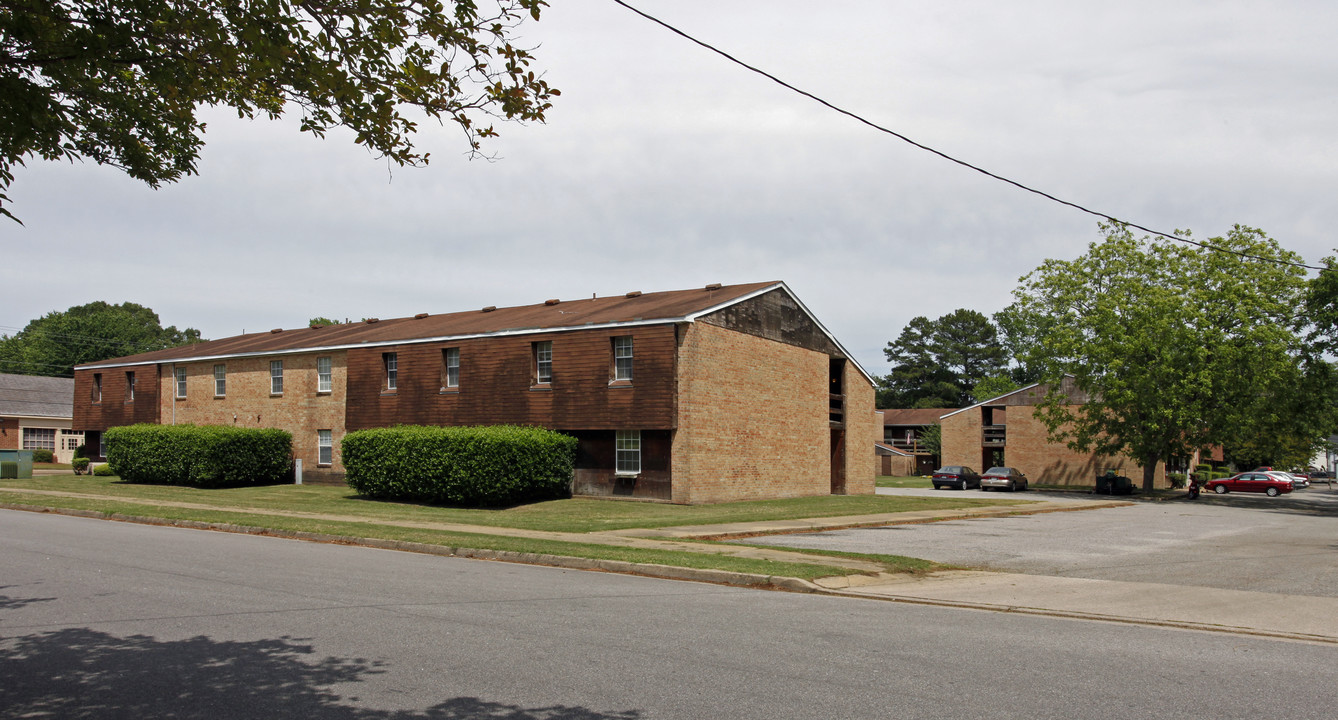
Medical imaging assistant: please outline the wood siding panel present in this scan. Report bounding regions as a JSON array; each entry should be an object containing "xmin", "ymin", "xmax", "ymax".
[
  {"xmin": 698, "ymin": 288, "xmax": 841, "ymax": 356},
  {"xmin": 345, "ymin": 325, "xmax": 679, "ymax": 431},
  {"xmin": 72, "ymin": 366, "xmax": 161, "ymax": 431}
]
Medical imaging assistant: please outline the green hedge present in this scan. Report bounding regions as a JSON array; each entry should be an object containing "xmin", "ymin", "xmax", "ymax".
[
  {"xmin": 342, "ymin": 425, "xmax": 577, "ymax": 506},
  {"xmin": 104, "ymin": 424, "xmax": 292, "ymax": 488},
  {"xmin": 31, "ymin": 448, "xmax": 54, "ymax": 463}
]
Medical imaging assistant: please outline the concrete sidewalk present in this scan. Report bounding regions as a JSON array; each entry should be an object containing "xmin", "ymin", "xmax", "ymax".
[
  {"xmin": 812, "ymin": 570, "xmax": 1338, "ymax": 645},
  {"xmin": 3, "ymin": 488, "xmax": 1332, "ymax": 644}
]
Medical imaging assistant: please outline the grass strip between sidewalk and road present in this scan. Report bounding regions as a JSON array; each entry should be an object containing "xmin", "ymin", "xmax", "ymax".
[{"xmin": 1, "ymin": 474, "xmax": 1032, "ymax": 582}]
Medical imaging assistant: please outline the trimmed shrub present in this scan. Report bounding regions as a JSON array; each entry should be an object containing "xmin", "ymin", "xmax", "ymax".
[
  {"xmin": 92, "ymin": 464, "xmax": 116, "ymax": 476},
  {"xmin": 343, "ymin": 425, "xmax": 578, "ymax": 506},
  {"xmin": 73, "ymin": 444, "xmax": 88, "ymax": 459},
  {"xmin": 31, "ymin": 448, "xmax": 54, "ymax": 463},
  {"xmin": 71, "ymin": 457, "xmax": 91, "ymax": 474},
  {"xmin": 104, "ymin": 424, "xmax": 292, "ymax": 488}
]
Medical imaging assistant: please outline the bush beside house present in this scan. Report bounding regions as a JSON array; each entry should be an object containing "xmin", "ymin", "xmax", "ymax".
[
  {"xmin": 342, "ymin": 425, "xmax": 578, "ymax": 506},
  {"xmin": 105, "ymin": 424, "xmax": 292, "ymax": 487}
]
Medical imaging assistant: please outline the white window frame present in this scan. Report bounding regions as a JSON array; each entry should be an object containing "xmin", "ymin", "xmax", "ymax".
[
  {"xmin": 98, "ymin": 434, "xmax": 107, "ymax": 458},
  {"xmin": 318, "ymin": 429, "xmax": 333, "ymax": 465},
  {"xmin": 22, "ymin": 427, "xmax": 57, "ymax": 451},
  {"xmin": 317, "ymin": 356, "xmax": 332, "ymax": 393},
  {"xmin": 125, "ymin": 371, "xmax": 135, "ymax": 401},
  {"xmin": 534, "ymin": 341, "xmax": 552, "ymax": 384},
  {"xmin": 270, "ymin": 359, "xmax": 284, "ymax": 395},
  {"xmin": 92, "ymin": 373, "xmax": 102, "ymax": 403},
  {"xmin": 615, "ymin": 430, "xmax": 641, "ymax": 476},
  {"xmin": 384, "ymin": 352, "xmax": 398, "ymax": 391},
  {"xmin": 443, "ymin": 347, "xmax": 459, "ymax": 389},
  {"xmin": 213, "ymin": 364, "xmax": 226, "ymax": 397},
  {"xmin": 613, "ymin": 336, "xmax": 634, "ymax": 382},
  {"xmin": 174, "ymin": 366, "xmax": 187, "ymax": 398}
]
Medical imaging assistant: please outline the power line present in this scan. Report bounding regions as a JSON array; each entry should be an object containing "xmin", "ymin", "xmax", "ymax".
[{"xmin": 609, "ymin": 0, "xmax": 1324, "ymax": 272}]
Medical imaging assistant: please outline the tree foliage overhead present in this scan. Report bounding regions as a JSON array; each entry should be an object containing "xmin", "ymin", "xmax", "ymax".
[
  {"xmin": 0, "ymin": 0, "xmax": 558, "ymax": 220},
  {"xmin": 0, "ymin": 300, "xmax": 201, "ymax": 376},
  {"xmin": 880, "ymin": 309, "xmax": 1008, "ymax": 408},
  {"xmin": 1003, "ymin": 222, "xmax": 1333, "ymax": 489}
]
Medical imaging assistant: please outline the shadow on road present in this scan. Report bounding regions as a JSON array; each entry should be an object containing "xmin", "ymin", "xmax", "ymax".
[{"xmin": 0, "ymin": 625, "xmax": 640, "ymax": 719}]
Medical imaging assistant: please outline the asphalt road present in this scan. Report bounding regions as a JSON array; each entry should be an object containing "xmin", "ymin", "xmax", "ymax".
[
  {"xmin": 3, "ymin": 509, "xmax": 1336, "ymax": 719},
  {"xmin": 750, "ymin": 487, "xmax": 1338, "ymax": 597}
]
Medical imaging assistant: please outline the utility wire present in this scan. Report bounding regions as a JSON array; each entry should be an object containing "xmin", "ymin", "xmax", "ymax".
[{"xmin": 610, "ymin": 0, "xmax": 1324, "ymax": 272}]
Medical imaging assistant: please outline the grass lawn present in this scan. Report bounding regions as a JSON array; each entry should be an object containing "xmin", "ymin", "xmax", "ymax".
[
  {"xmin": 876, "ymin": 475, "xmax": 934, "ymax": 488},
  {"xmin": 0, "ymin": 474, "xmax": 1027, "ymax": 533},
  {"xmin": 0, "ymin": 474, "xmax": 1031, "ymax": 581}
]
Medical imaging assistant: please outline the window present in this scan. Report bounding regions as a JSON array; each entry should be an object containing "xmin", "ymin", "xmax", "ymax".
[
  {"xmin": 442, "ymin": 347, "xmax": 459, "ymax": 389},
  {"xmin": 22, "ymin": 428, "xmax": 56, "ymax": 451},
  {"xmin": 317, "ymin": 356, "xmax": 332, "ymax": 393},
  {"xmin": 533, "ymin": 341, "xmax": 552, "ymax": 384},
  {"xmin": 383, "ymin": 352, "xmax": 398, "ymax": 391},
  {"xmin": 92, "ymin": 373, "xmax": 102, "ymax": 403},
  {"xmin": 612, "ymin": 336, "xmax": 633, "ymax": 382},
  {"xmin": 270, "ymin": 360, "xmax": 284, "ymax": 394},
  {"xmin": 125, "ymin": 371, "xmax": 136, "ymax": 401},
  {"xmin": 214, "ymin": 364, "xmax": 226, "ymax": 397},
  {"xmin": 615, "ymin": 430, "xmax": 641, "ymax": 475},
  {"xmin": 318, "ymin": 430, "xmax": 333, "ymax": 465},
  {"xmin": 174, "ymin": 366, "xmax": 187, "ymax": 398},
  {"xmin": 98, "ymin": 434, "xmax": 107, "ymax": 458}
]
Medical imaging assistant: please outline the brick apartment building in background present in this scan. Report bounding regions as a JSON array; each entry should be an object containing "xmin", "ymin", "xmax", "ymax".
[
  {"xmin": 939, "ymin": 377, "xmax": 1175, "ymax": 488},
  {"xmin": 71, "ymin": 282, "xmax": 877, "ymax": 503}
]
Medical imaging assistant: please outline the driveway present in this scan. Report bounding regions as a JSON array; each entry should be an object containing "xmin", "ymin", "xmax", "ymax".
[{"xmin": 746, "ymin": 486, "xmax": 1338, "ymax": 597}]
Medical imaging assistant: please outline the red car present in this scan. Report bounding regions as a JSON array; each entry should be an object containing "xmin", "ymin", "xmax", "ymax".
[{"xmin": 1205, "ymin": 472, "xmax": 1294, "ymax": 497}]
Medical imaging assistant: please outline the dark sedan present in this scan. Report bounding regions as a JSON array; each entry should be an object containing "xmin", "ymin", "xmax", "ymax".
[{"xmin": 932, "ymin": 466, "xmax": 981, "ymax": 490}]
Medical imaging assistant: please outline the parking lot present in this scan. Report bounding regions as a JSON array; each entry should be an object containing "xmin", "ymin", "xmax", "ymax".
[{"xmin": 747, "ymin": 486, "xmax": 1338, "ymax": 597}]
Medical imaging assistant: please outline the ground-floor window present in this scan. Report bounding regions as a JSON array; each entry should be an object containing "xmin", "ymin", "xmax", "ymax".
[
  {"xmin": 61, "ymin": 431, "xmax": 85, "ymax": 452},
  {"xmin": 318, "ymin": 430, "xmax": 333, "ymax": 465},
  {"xmin": 615, "ymin": 430, "xmax": 641, "ymax": 475},
  {"xmin": 21, "ymin": 427, "xmax": 56, "ymax": 451}
]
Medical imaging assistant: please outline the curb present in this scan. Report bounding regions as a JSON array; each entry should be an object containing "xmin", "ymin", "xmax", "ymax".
[
  {"xmin": 825, "ymin": 590, "xmax": 1338, "ymax": 646},
  {"xmin": 6, "ymin": 501, "xmax": 1330, "ymax": 644},
  {"xmin": 0, "ymin": 502, "xmax": 826, "ymax": 594}
]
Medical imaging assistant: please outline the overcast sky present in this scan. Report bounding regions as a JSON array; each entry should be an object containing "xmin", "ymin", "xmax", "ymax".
[{"xmin": 4, "ymin": 0, "xmax": 1337, "ymax": 377}]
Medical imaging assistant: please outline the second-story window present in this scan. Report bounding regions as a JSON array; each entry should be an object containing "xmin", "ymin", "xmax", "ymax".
[
  {"xmin": 214, "ymin": 364, "xmax": 226, "ymax": 397},
  {"xmin": 317, "ymin": 356, "xmax": 332, "ymax": 393},
  {"xmin": 533, "ymin": 341, "xmax": 552, "ymax": 385},
  {"xmin": 174, "ymin": 366, "xmax": 187, "ymax": 398},
  {"xmin": 442, "ymin": 347, "xmax": 459, "ymax": 389},
  {"xmin": 383, "ymin": 352, "xmax": 398, "ymax": 391},
  {"xmin": 270, "ymin": 360, "xmax": 284, "ymax": 395},
  {"xmin": 125, "ymin": 371, "xmax": 136, "ymax": 401},
  {"xmin": 92, "ymin": 373, "xmax": 102, "ymax": 403},
  {"xmin": 612, "ymin": 336, "xmax": 633, "ymax": 382}
]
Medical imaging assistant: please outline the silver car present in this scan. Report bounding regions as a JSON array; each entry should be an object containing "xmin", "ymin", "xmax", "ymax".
[{"xmin": 980, "ymin": 466, "xmax": 1029, "ymax": 492}]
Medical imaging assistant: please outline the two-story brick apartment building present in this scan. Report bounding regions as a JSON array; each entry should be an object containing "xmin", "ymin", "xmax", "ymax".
[
  {"xmin": 939, "ymin": 377, "xmax": 1171, "ymax": 487},
  {"xmin": 72, "ymin": 282, "xmax": 876, "ymax": 503}
]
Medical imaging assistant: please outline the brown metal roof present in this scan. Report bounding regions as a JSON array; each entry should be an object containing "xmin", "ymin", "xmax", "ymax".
[
  {"xmin": 878, "ymin": 408, "xmax": 948, "ymax": 426},
  {"xmin": 77, "ymin": 282, "xmax": 784, "ymax": 369}
]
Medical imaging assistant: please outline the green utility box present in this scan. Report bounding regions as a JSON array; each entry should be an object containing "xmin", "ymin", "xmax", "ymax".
[{"xmin": 0, "ymin": 449, "xmax": 34, "ymax": 479}]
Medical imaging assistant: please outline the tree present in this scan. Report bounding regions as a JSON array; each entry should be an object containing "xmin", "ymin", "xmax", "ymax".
[
  {"xmin": 307, "ymin": 317, "xmax": 343, "ymax": 327},
  {"xmin": 880, "ymin": 309, "xmax": 1007, "ymax": 408},
  {"xmin": 0, "ymin": 1, "xmax": 558, "ymax": 220},
  {"xmin": 0, "ymin": 301, "xmax": 201, "ymax": 376},
  {"xmin": 1004, "ymin": 222, "xmax": 1331, "ymax": 490}
]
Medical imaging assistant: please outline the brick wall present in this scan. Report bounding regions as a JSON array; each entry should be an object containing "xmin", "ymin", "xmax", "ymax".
[
  {"xmin": 941, "ymin": 403, "xmax": 1167, "ymax": 487},
  {"xmin": 673, "ymin": 322, "xmax": 832, "ymax": 504},
  {"xmin": 841, "ymin": 363, "xmax": 877, "ymax": 495},
  {"xmin": 154, "ymin": 353, "xmax": 348, "ymax": 475}
]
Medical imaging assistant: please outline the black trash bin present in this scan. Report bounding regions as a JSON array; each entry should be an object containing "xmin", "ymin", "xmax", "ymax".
[{"xmin": 1095, "ymin": 472, "xmax": 1134, "ymax": 495}]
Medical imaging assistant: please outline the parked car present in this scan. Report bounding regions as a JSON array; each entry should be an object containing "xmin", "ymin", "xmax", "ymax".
[
  {"xmin": 980, "ymin": 466, "xmax": 1029, "ymax": 492},
  {"xmin": 1281, "ymin": 472, "xmax": 1309, "ymax": 489},
  {"xmin": 1204, "ymin": 472, "xmax": 1294, "ymax": 497},
  {"xmin": 932, "ymin": 466, "xmax": 981, "ymax": 490}
]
